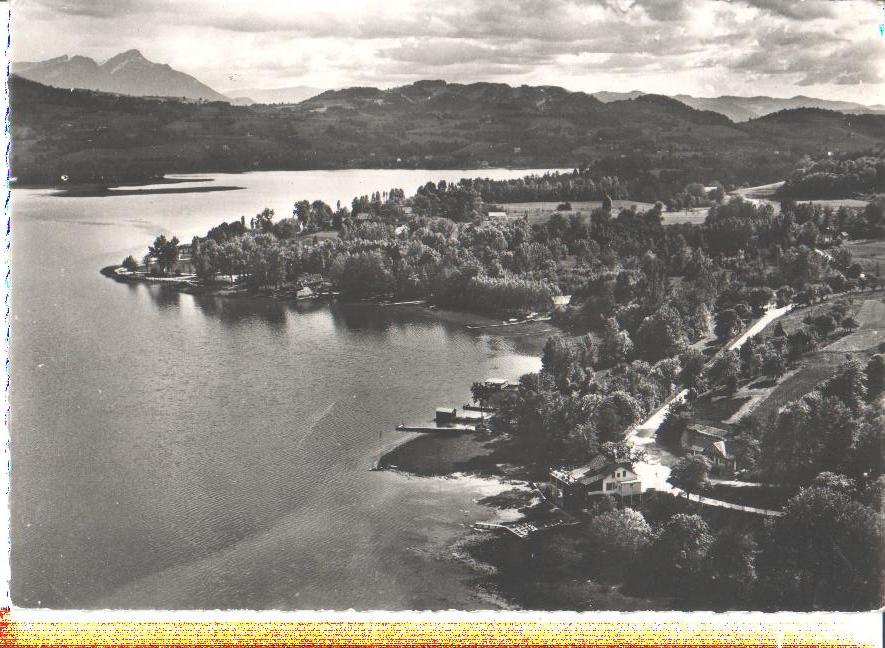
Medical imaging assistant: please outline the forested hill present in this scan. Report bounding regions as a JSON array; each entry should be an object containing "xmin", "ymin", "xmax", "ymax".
[{"xmin": 12, "ymin": 75, "xmax": 885, "ymax": 191}]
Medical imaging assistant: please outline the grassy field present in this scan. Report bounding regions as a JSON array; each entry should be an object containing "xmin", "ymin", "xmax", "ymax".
[
  {"xmin": 745, "ymin": 295, "xmax": 884, "ymax": 424},
  {"xmin": 696, "ymin": 295, "xmax": 884, "ymax": 428},
  {"xmin": 296, "ymin": 229, "xmax": 339, "ymax": 243},
  {"xmin": 499, "ymin": 201, "xmax": 655, "ymax": 226},
  {"xmin": 844, "ymin": 238, "xmax": 885, "ymax": 274},
  {"xmin": 692, "ymin": 393, "xmax": 752, "ymax": 429},
  {"xmin": 499, "ymin": 201, "xmax": 708, "ymax": 227}
]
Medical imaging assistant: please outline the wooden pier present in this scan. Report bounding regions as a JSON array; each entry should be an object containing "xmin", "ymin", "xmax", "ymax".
[{"xmin": 396, "ymin": 424, "xmax": 476, "ymax": 435}]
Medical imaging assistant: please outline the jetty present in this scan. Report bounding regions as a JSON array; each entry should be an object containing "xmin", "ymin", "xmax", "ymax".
[
  {"xmin": 463, "ymin": 404, "xmax": 497, "ymax": 413},
  {"xmin": 395, "ymin": 424, "xmax": 476, "ymax": 435}
]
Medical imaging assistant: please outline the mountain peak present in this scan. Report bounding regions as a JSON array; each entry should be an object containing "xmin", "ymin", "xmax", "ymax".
[
  {"xmin": 16, "ymin": 49, "xmax": 228, "ymax": 102},
  {"xmin": 114, "ymin": 49, "xmax": 146, "ymax": 62},
  {"xmin": 102, "ymin": 49, "xmax": 150, "ymax": 71}
]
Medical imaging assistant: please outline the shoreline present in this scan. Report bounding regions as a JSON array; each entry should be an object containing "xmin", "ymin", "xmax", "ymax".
[
  {"xmin": 13, "ymin": 176, "xmax": 216, "ymax": 192},
  {"xmin": 101, "ymin": 265, "xmax": 563, "ymax": 344},
  {"xmin": 14, "ymin": 166, "xmax": 573, "ymax": 194}
]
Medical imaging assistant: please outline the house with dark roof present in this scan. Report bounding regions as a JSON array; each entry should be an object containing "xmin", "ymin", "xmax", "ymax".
[
  {"xmin": 680, "ymin": 424, "xmax": 737, "ymax": 476},
  {"xmin": 549, "ymin": 453, "xmax": 643, "ymax": 512}
]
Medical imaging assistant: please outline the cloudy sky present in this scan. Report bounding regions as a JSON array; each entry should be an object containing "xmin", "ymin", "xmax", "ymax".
[{"xmin": 11, "ymin": 0, "xmax": 885, "ymax": 104}]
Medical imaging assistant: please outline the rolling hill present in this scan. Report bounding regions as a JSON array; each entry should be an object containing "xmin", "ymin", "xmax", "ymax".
[
  {"xmin": 224, "ymin": 86, "xmax": 324, "ymax": 105},
  {"xmin": 593, "ymin": 90, "xmax": 885, "ymax": 122},
  {"xmin": 11, "ymin": 75, "xmax": 885, "ymax": 191}
]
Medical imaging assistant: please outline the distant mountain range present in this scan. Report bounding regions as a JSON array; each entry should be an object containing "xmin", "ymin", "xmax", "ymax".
[
  {"xmin": 15, "ymin": 49, "xmax": 884, "ymax": 124},
  {"xmin": 12, "ymin": 75, "xmax": 885, "ymax": 188},
  {"xmin": 225, "ymin": 86, "xmax": 324, "ymax": 105},
  {"xmin": 14, "ymin": 49, "xmax": 229, "ymax": 102},
  {"xmin": 593, "ymin": 91, "xmax": 885, "ymax": 122}
]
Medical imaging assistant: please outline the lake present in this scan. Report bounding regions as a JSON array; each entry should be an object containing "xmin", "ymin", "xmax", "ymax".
[{"xmin": 9, "ymin": 169, "xmax": 554, "ymax": 609}]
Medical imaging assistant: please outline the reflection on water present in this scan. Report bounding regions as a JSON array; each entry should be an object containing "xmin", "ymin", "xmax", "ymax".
[
  {"xmin": 188, "ymin": 292, "xmax": 289, "ymax": 326},
  {"xmin": 10, "ymin": 169, "xmax": 545, "ymax": 610}
]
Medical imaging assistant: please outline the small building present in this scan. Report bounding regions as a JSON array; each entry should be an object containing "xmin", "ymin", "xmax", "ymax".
[
  {"xmin": 483, "ymin": 378, "xmax": 509, "ymax": 390},
  {"xmin": 487, "ymin": 211, "xmax": 507, "ymax": 219},
  {"xmin": 549, "ymin": 453, "xmax": 643, "ymax": 512},
  {"xmin": 176, "ymin": 244, "xmax": 194, "ymax": 274},
  {"xmin": 680, "ymin": 424, "xmax": 737, "ymax": 476},
  {"xmin": 435, "ymin": 407, "xmax": 458, "ymax": 425}
]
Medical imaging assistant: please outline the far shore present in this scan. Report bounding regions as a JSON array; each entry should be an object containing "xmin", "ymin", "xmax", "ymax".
[
  {"xmin": 54, "ymin": 184, "xmax": 245, "ymax": 198},
  {"xmin": 13, "ymin": 175, "xmax": 215, "ymax": 192}
]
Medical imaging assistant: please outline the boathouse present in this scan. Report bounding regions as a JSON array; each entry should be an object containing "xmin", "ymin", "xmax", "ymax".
[{"xmin": 435, "ymin": 407, "xmax": 458, "ymax": 425}]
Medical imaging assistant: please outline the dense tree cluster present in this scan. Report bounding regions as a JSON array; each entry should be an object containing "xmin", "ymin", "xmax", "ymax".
[
  {"xmin": 579, "ymin": 470, "xmax": 883, "ymax": 610},
  {"xmin": 458, "ymin": 170, "xmax": 629, "ymax": 204},
  {"xmin": 778, "ymin": 150, "xmax": 885, "ymax": 200},
  {"xmin": 756, "ymin": 359, "xmax": 884, "ymax": 484},
  {"xmin": 495, "ymin": 338, "xmax": 680, "ymax": 474}
]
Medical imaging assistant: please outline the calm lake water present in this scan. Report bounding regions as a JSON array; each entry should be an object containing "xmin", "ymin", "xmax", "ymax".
[{"xmin": 9, "ymin": 169, "xmax": 554, "ymax": 609}]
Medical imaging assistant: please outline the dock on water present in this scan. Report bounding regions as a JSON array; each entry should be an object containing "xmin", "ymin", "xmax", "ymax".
[{"xmin": 396, "ymin": 423, "xmax": 476, "ymax": 434}]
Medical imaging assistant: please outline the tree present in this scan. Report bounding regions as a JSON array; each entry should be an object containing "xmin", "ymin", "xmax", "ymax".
[
  {"xmin": 708, "ymin": 350, "xmax": 740, "ymax": 394},
  {"xmin": 748, "ymin": 287, "xmax": 775, "ymax": 316},
  {"xmin": 757, "ymin": 484, "xmax": 884, "ymax": 610},
  {"xmin": 541, "ymin": 337, "xmax": 576, "ymax": 386},
  {"xmin": 252, "ymin": 207, "xmax": 275, "ymax": 233},
  {"xmin": 679, "ymin": 348, "xmax": 708, "ymax": 392},
  {"xmin": 821, "ymin": 359, "xmax": 867, "ymax": 414},
  {"xmin": 648, "ymin": 514, "xmax": 714, "ymax": 598},
  {"xmin": 811, "ymin": 471, "xmax": 857, "ymax": 496},
  {"xmin": 329, "ymin": 251, "xmax": 392, "ymax": 299},
  {"xmin": 598, "ymin": 317, "xmax": 633, "ymax": 367},
  {"xmin": 762, "ymin": 345, "xmax": 787, "ymax": 378},
  {"xmin": 586, "ymin": 509, "xmax": 653, "ymax": 582},
  {"xmin": 810, "ymin": 312, "xmax": 837, "ymax": 338},
  {"xmin": 668, "ymin": 455, "xmax": 711, "ymax": 495},
  {"xmin": 598, "ymin": 439, "xmax": 645, "ymax": 465},
  {"xmin": 470, "ymin": 381, "xmax": 497, "ymax": 414},
  {"xmin": 121, "ymin": 255, "xmax": 138, "ymax": 272},
  {"xmin": 148, "ymin": 234, "xmax": 180, "ymax": 275},
  {"xmin": 776, "ymin": 286, "xmax": 794, "ymax": 308},
  {"xmin": 714, "ymin": 308, "xmax": 741, "ymax": 341},
  {"xmin": 787, "ymin": 327, "xmax": 817, "ymax": 360},
  {"xmin": 635, "ymin": 307, "xmax": 688, "ymax": 363},
  {"xmin": 707, "ymin": 530, "xmax": 757, "ymax": 608},
  {"xmin": 841, "ymin": 315, "xmax": 860, "ymax": 332},
  {"xmin": 657, "ymin": 398, "xmax": 693, "ymax": 446},
  {"xmin": 865, "ymin": 354, "xmax": 885, "ymax": 402},
  {"xmin": 593, "ymin": 391, "xmax": 644, "ymax": 442}
]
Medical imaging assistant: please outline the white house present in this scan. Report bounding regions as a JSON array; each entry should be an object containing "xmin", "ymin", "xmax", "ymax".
[{"xmin": 549, "ymin": 453, "xmax": 643, "ymax": 511}]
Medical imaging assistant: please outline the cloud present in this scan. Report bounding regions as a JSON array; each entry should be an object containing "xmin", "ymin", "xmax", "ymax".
[
  {"xmin": 10, "ymin": 0, "xmax": 885, "ymax": 103},
  {"xmin": 741, "ymin": 0, "xmax": 835, "ymax": 20}
]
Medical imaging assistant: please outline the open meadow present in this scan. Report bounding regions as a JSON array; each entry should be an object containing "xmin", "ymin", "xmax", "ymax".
[
  {"xmin": 694, "ymin": 293, "xmax": 884, "ymax": 429},
  {"xmin": 845, "ymin": 238, "xmax": 885, "ymax": 275}
]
